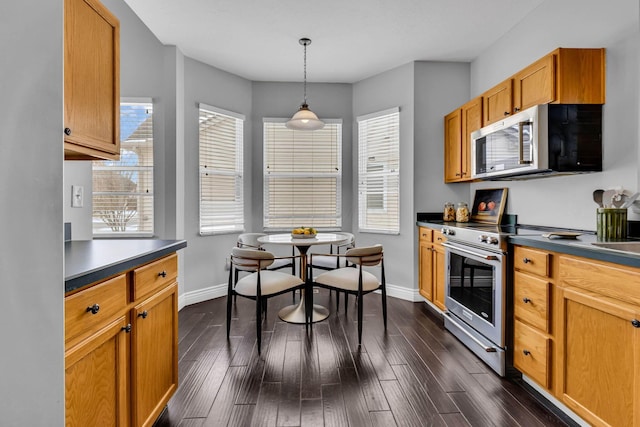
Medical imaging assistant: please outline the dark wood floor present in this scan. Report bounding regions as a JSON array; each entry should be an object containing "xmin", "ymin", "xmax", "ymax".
[{"xmin": 154, "ymin": 289, "xmax": 568, "ymax": 427}]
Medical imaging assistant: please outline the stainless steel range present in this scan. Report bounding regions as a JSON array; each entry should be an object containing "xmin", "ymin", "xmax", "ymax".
[{"xmin": 439, "ymin": 222, "xmax": 538, "ymax": 376}]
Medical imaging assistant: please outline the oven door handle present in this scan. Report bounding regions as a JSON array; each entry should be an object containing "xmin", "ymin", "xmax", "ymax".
[
  {"xmin": 445, "ymin": 314, "xmax": 498, "ymax": 353},
  {"xmin": 442, "ymin": 242, "xmax": 499, "ymax": 261}
]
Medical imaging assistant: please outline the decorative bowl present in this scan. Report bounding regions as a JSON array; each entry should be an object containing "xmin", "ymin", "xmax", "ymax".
[{"xmin": 291, "ymin": 232, "xmax": 317, "ymax": 239}]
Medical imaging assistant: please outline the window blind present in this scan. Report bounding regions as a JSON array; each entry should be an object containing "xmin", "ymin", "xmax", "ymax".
[
  {"xmin": 93, "ymin": 100, "xmax": 154, "ymax": 236},
  {"xmin": 199, "ymin": 104, "xmax": 245, "ymax": 235},
  {"xmin": 357, "ymin": 108, "xmax": 400, "ymax": 234},
  {"xmin": 263, "ymin": 120, "xmax": 342, "ymax": 229}
]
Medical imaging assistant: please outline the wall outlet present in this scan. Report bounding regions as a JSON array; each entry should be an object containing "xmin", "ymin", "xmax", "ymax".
[{"xmin": 71, "ymin": 185, "xmax": 84, "ymax": 208}]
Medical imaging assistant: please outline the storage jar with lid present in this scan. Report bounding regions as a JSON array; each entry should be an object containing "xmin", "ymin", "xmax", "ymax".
[
  {"xmin": 456, "ymin": 202, "xmax": 469, "ymax": 222},
  {"xmin": 443, "ymin": 202, "xmax": 455, "ymax": 222}
]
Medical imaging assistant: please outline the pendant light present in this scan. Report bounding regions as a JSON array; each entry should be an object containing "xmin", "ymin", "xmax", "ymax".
[{"xmin": 286, "ymin": 38, "xmax": 325, "ymax": 131}]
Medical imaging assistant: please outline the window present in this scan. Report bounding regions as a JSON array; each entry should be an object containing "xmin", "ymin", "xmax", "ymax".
[
  {"xmin": 93, "ymin": 99, "xmax": 154, "ymax": 236},
  {"xmin": 199, "ymin": 104, "xmax": 245, "ymax": 235},
  {"xmin": 263, "ymin": 120, "xmax": 342, "ymax": 229},
  {"xmin": 357, "ymin": 108, "xmax": 400, "ymax": 234}
]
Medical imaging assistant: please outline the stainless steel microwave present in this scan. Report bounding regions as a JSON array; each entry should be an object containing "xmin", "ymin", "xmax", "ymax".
[{"xmin": 470, "ymin": 104, "xmax": 602, "ymax": 180}]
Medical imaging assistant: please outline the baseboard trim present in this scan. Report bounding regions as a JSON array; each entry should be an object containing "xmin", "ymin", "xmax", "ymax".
[{"xmin": 178, "ymin": 282, "xmax": 422, "ymax": 311}]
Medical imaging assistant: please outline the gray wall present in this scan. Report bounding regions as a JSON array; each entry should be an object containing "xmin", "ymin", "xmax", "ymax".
[
  {"xmin": 352, "ymin": 63, "xmax": 417, "ymax": 295},
  {"xmin": 470, "ymin": 0, "xmax": 640, "ymax": 229},
  {"xmin": 0, "ymin": 1, "xmax": 65, "ymax": 424}
]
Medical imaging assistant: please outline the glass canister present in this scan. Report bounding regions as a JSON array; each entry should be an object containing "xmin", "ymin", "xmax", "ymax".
[
  {"xmin": 456, "ymin": 202, "xmax": 469, "ymax": 222},
  {"xmin": 443, "ymin": 202, "xmax": 456, "ymax": 222}
]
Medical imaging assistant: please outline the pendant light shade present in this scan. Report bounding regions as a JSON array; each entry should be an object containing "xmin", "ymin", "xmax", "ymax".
[{"xmin": 286, "ymin": 38, "xmax": 324, "ymax": 131}]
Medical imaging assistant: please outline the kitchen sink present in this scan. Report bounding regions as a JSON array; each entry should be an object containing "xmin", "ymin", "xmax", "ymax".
[{"xmin": 591, "ymin": 241, "xmax": 640, "ymax": 254}]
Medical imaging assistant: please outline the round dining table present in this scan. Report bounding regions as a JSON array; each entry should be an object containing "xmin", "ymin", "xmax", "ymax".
[{"xmin": 257, "ymin": 232, "xmax": 350, "ymax": 324}]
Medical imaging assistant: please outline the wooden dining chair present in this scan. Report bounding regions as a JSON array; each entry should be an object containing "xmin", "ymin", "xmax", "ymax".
[
  {"xmin": 307, "ymin": 232, "xmax": 355, "ymax": 307},
  {"xmin": 227, "ymin": 247, "xmax": 310, "ymax": 354},
  {"xmin": 309, "ymin": 244, "xmax": 386, "ymax": 345}
]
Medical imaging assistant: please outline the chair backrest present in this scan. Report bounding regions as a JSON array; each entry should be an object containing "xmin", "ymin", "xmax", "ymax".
[
  {"xmin": 231, "ymin": 247, "xmax": 274, "ymax": 270},
  {"xmin": 345, "ymin": 244, "xmax": 383, "ymax": 266},
  {"xmin": 237, "ymin": 233, "xmax": 267, "ymax": 249}
]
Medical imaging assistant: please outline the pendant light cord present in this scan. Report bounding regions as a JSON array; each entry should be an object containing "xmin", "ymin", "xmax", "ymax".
[{"xmin": 303, "ymin": 40, "xmax": 308, "ymax": 105}]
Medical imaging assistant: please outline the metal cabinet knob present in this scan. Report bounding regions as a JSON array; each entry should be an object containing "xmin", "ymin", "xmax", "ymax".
[
  {"xmin": 632, "ymin": 319, "xmax": 640, "ymax": 328},
  {"xmin": 504, "ymin": 111, "xmax": 510, "ymax": 116},
  {"xmin": 86, "ymin": 304, "xmax": 100, "ymax": 315},
  {"xmin": 138, "ymin": 310, "xmax": 148, "ymax": 319},
  {"xmin": 522, "ymin": 297, "xmax": 531, "ymax": 304},
  {"xmin": 523, "ymin": 349, "xmax": 531, "ymax": 356},
  {"xmin": 522, "ymin": 258, "xmax": 531, "ymax": 264},
  {"xmin": 158, "ymin": 270, "xmax": 167, "ymax": 278},
  {"xmin": 514, "ymin": 107, "xmax": 521, "ymax": 112},
  {"xmin": 64, "ymin": 127, "xmax": 72, "ymax": 136},
  {"xmin": 121, "ymin": 324, "xmax": 132, "ymax": 333}
]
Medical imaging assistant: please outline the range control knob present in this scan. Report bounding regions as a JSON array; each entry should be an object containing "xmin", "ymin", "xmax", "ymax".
[
  {"xmin": 440, "ymin": 228, "xmax": 446, "ymax": 234},
  {"xmin": 488, "ymin": 237, "xmax": 499, "ymax": 245},
  {"xmin": 478, "ymin": 235, "xmax": 488, "ymax": 243}
]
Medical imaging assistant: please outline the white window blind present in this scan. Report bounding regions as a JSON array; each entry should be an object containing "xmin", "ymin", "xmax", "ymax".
[
  {"xmin": 263, "ymin": 120, "xmax": 342, "ymax": 229},
  {"xmin": 199, "ymin": 104, "xmax": 245, "ymax": 235},
  {"xmin": 92, "ymin": 100, "xmax": 154, "ymax": 236},
  {"xmin": 357, "ymin": 108, "xmax": 400, "ymax": 234}
]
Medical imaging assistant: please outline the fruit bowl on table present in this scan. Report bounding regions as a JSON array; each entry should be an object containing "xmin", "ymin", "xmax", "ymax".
[{"xmin": 291, "ymin": 232, "xmax": 317, "ymax": 239}]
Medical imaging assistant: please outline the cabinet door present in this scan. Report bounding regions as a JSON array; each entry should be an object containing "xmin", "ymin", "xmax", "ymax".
[
  {"xmin": 444, "ymin": 108, "xmax": 462, "ymax": 182},
  {"xmin": 432, "ymin": 242, "xmax": 447, "ymax": 311},
  {"xmin": 482, "ymin": 79, "xmax": 513, "ymax": 125},
  {"xmin": 419, "ymin": 239, "xmax": 433, "ymax": 301},
  {"xmin": 460, "ymin": 97, "xmax": 483, "ymax": 181},
  {"xmin": 513, "ymin": 54, "xmax": 555, "ymax": 113},
  {"xmin": 559, "ymin": 287, "xmax": 640, "ymax": 427},
  {"xmin": 65, "ymin": 316, "xmax": 129, "ymax": 427},
  {"xmin": 131, "ymin": 282, "xmax": 178, "ymax": 427},
  {"xmin": 64, "ymin": 0, "xmax": 120, "ymax": 160}
]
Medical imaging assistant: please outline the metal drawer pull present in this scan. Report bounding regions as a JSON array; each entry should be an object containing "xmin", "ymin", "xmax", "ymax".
[
  {"xmin": 158, "ymin": 270, "xmax": 167, "ymax": 278},
  {"xmin": 632, "ymin": 319, "xmax": 640, "ymax": 328},
  {"xmin": 121, "ymin": 324, "xmax": 132, "ymax": 333},
  {"xmin": 138, "ymin": 310, "xmax": 148, "ymax": 319},
  {"xmin": 522, "ymin": 298, "xmax": 531, "ymax": 304},
  {"xmin": 522, "ymin": 257, "xmax": 531, "ymax": 264},
  {"xmin": 523, "ymin": 349, "xmax": 531, "ymax": 356},
  {"xmin": 86, "ymin": 304, "xmax": 100, "ymax": 315}
]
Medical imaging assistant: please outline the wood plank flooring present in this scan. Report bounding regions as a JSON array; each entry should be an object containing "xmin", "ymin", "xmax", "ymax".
[{"xmin": 154, "ymin": 290, "xmax": 568, "ymax": 427}]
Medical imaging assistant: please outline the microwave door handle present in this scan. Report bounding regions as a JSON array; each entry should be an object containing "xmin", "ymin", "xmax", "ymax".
[{"xmin": 518, "ymin": 121, "xmax": 532, "ymax": 165}]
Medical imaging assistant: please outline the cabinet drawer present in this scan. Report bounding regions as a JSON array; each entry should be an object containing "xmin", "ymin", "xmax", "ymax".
[
  {"xmin": 419, "ymin": 227, "xmax": 433, "ymax": 242},
  {"xmin": 65, "ymin": 274, "xmax": 127, "ymax": 343},
  {"xmin": 514, "ymin": 272, "xmax": 550, "ymax": 332},
  {"xmin": 514, "ymin": 246, "xmax": 550, "ymax": 277},
  {"xmin": 133, "ymin": 254, "xmax": 177, "ymax": 300},
  {"xmin": 433, "ymin": 230, "xmax": 446, "ymax": 245},
  {"xmin": 514, "ymin": 320, "xmax": 550, "ymax": 388}
]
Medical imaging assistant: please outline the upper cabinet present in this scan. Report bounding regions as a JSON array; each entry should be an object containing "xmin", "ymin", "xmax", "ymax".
[
  {"xmin": 64, "ymin": 0, "xmax": 120, "ymax": 160},
  {"xmin": 483, "ymin": 48, "xmax": 605, "ymax": 126},
  {"xmin": 444, "ymin": 97, "xmax": 482, "ymax": 183}
]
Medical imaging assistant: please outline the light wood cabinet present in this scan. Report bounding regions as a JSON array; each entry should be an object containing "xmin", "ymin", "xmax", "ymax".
[
  {"xmin": 64, "ymin": 0, "xmax": 120, "ymax": 160},
  {"xmin": 444, "ymin": 97, "xmax": 482, "ymax": 183},
  {"xmin": 65, "ymin": 253, "xmax": 179, "ymax": 427},
  {"xmin": 418, "ymin": 227, "xmax": 447, "ymax": 310},
  {"xmin": 482, "ymin": 79, "xmax": 513, "ymax": 125},
  {"xmin": 557, "ymin": 255, "xmax": 640, "ymax": 427},
  {"xmin": 512, "ymin": 54, "xmax": 555, "ymax": 113}
]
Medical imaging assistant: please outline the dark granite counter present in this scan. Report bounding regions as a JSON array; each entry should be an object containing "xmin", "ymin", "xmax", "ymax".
[{"xmin": 65, "ymin": 239, "xmax": 187, "ymax": 293}]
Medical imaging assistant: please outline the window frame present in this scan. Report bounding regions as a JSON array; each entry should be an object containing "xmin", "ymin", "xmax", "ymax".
[
  {"xmin": 262, "ymin": 118, "xmax": 343, "ymax": 231},
  {"xmin": 198, "ymin": 103, "xmax": 246, "ymax": 236},
  {"xmin": 92, "ymin": 97, "xmax": 155, "ymax": 238},
  {"xmin": 357, "ymin": 107, "xmax": 400, "ymax": 235}
]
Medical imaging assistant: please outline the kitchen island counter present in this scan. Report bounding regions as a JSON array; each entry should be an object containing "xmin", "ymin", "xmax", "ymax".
[{"xmin": 65, "ymin": 239, "xmax": 187, "ymax": 293}]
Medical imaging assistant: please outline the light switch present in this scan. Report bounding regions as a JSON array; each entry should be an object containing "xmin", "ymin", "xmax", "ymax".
[{"xmin": 71, "ymin": 185, "xmax": 84, "ymax": 208}]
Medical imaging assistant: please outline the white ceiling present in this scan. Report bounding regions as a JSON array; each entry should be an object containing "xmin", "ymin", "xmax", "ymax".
[{"xmin": 123, "ymin": 0, "xmax": 547, "ymax": 83}]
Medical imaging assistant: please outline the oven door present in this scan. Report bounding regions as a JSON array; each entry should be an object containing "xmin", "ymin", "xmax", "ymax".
[{"xmin": 442, "ymin": 241, "xmax": 506, "ymax": 347}]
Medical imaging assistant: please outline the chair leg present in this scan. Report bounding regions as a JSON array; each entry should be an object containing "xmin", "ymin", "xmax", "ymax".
[
  {"xmin": 226, "ymin": 291, "xmax": 233, "ymax": 339},
  {"xmin": 382, "ymin": 285, "xmax": 388, "ymax": 330},
  {"xmin": 256, "ymin": 297, "xmax": 262, "ymax": 355},
  {"xmin": 357, "ymin": 291, "xmax": 363, "ymax": 345},
  {"xmin": 234, "ymin": 269, "xmax": 239, "ymax": 303},
  {"xmin": 336, "ymin": 290, "xmax": 340, "ymax": 311},
  {"xmin": 344, "ymin": 292, "xmax": 349, "ymax": 313},
  {"xmin": 305, "ymin": 283, "xmax": 313, "ymax": 332}
]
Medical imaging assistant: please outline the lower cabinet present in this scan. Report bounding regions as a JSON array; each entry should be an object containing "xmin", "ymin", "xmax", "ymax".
[
  {"xmin": 131, "ymin": 282, "xmax": 178, "ymax": 427},
  {"xmin": 65, "ymin": 316, "xmax": 129, "ymax": 427},
  {"xmin": 65, "ymin": 253, "xmax": 179, "ymax": 427},
  {"xmin": 418, "ymin": 227, "xmax": 446, "ymax": 311}
]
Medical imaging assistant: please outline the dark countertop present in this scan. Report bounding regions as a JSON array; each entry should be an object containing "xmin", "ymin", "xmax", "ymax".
[
  {"xmin": 416, "ymin": 219, "xmax": 640, "ymax": 268},
  {"xmin": 65, "ymin": 239, "xmax": 187, "ymax": 293}
]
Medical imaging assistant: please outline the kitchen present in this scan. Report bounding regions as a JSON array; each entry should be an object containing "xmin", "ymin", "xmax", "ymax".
[{"xmin": 2, "ymin": 0, "xmax": 639, "ymax": 425}]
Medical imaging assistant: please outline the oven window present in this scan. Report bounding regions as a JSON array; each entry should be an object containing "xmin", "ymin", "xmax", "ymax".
[{"xmin": 448, "ymin": 252, "xmax": 495, "ymax": 325}]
